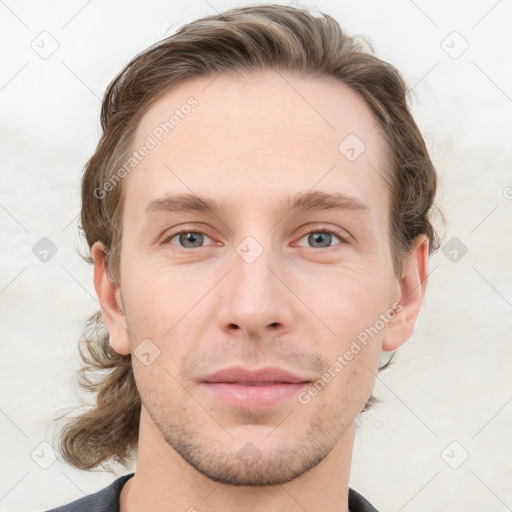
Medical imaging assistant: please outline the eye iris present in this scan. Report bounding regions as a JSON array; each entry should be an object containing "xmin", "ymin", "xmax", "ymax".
[
  {"xmin": 173, "ymin": 231, "xmax": 337, "ymax": 249},
  {"xmin": 180, "ymin": 232, "xmax": 203, "ymax": 248},
  {"xmin": 309, "ymin": 232, "xmax": 332, "ymax": 248}
]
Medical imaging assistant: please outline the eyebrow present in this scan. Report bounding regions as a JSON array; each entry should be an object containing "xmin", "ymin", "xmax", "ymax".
[{"xmin": 144, "ymin": 190, "xmax": 370, "ymax": 216}]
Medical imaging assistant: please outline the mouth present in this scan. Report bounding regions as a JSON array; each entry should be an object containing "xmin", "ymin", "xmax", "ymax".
[{"xmin": 199, "ymin": 366, "xmax": 312, "ymax": 409}]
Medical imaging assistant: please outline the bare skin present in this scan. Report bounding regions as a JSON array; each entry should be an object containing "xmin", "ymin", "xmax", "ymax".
[{"xmin": 93, "ymin": 70, "xmax": 429, "ymax": 512}]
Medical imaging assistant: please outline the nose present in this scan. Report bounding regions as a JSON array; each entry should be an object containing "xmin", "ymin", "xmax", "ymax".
[{"xmin": 216, "ymin": 242, "xmax": 294, "ymax": 339}]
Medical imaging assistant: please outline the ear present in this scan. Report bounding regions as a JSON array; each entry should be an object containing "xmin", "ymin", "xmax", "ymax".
[
  {"xmin": 91, "ymin": 241, "xmax": 131, "ymax": 355},
  {"xmin": 382, "ymin": 234, "xmax": 429, "ymax": 352}
]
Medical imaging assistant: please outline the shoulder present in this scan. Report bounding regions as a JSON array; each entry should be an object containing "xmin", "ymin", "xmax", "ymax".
[
  {"xmin": 348, "ymin": 487, "xmax": 380, "ymax": 512},
  {"xmin": 43, "ymin": 472, "xmax": 134, "ymax": 512}
]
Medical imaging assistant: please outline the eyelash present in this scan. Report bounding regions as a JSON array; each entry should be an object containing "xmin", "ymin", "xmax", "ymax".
[
  {"xmin": 298, "ymin": 225, "xmax": 349, "ymax": 247},
  {"xmin": 162, "ymin": 225, "xmax": 349, "ymax": 249}
]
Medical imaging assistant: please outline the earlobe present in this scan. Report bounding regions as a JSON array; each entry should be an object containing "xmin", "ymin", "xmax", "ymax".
[
  {"xmin": 382, "ymin": 235, "xmax": 429, "ymax": 352},
  {"xmin": 91, "ymin": 241, "xmax": 131, "ymax": 356}
]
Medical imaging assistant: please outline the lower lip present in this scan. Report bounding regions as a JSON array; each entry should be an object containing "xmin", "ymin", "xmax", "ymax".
[{"xmin": 199, "ymin": 382, "xmax": 310, "ymax": 409}]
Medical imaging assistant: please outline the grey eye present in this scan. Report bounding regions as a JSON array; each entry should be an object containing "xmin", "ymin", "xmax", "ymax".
[
  {"xmin": 298, "ymin": 231, "xmax": 342, "ymax": 249},
  {"xmin": 169, "ymin": 232, "xmax": 211, "ymax": 249}
]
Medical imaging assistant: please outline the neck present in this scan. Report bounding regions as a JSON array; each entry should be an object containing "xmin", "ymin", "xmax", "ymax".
[{"xmin": 121, "ymin": 406, "xmax": 355, "ymax": 512}]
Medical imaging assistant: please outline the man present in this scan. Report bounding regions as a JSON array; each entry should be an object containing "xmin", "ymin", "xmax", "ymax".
[{"xmin": 47, "ymin": 3, "xmax": 440, "ymax": 511}]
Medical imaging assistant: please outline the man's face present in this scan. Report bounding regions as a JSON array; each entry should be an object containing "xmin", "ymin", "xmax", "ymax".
[{"xmin": 113, "ymin": 71, "xmax": 401, "ymax": 485}]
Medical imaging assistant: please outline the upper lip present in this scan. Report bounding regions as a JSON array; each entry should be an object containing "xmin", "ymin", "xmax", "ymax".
[{"xmin": 200, "ymin": 366, "xmax": 312, "ymax": 384}]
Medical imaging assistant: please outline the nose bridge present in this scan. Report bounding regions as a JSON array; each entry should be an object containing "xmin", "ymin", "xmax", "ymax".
[{"xmin": 217, "ymin": 233, "xmax": 292, "ymax": 335}]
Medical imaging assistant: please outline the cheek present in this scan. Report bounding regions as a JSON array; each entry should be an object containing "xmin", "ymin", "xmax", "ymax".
[
  {"xmin": 313, "ymin": 309, "xmax": 383, "ymax": 418},
  {"xmin": 335, "ymin": 358, "xmax": 378, "ymax": 417},
  {"xmin": 310, "ymin": 263, "xmax": 390, "ymax": 334},
  {"xmin": 121, "ymin": 259, "xmax": 201, "ymax": 332},
  {"xmin": 299, "ymin": 342, "xmax": 380, "ymax": 423},
  {"xmin": 311, "ymin": 268, "xmax": 389, "ymax": 379}
]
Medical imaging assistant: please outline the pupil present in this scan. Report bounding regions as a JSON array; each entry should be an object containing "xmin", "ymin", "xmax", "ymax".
[
  {"xmin": 180, "ymin": 232, "xmax": 202, "ymax": 247},
  {"xmin": 309, "ymin": 232, "xmax": 331, "ymax": 247}
]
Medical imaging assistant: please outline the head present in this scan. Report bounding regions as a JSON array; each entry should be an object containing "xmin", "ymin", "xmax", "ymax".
[{"xmin": 55, "ymin": 4, "xmax": 440, "ymax": 477}]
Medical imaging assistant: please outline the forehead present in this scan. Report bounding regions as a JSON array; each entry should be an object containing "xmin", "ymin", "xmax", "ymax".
[{"xmin": 123, "ymin": 71, "xmax": 390, "ymax": 221}]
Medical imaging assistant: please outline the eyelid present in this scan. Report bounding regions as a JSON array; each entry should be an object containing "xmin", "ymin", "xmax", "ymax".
[
  {"xmin": 161, "ymin": 225, "xmax": 219, "ymax": 247},
  {"xmin": 295, "ymin": 224, "xmax": 351, "ymax": 245},
  {"xmin": 160, "ymin": 223, "xmax": 350, "ymax": 249}
]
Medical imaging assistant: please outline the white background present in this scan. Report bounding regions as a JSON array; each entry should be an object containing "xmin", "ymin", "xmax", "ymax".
[{"xmin": 1, "ymin": 0, "xmax": 511, "ymax": 510}]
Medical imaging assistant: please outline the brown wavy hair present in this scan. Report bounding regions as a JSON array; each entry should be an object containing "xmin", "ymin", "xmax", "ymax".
[{"xmin": 51, "ymin": 3, "xmax": 442, "ymax": 471}]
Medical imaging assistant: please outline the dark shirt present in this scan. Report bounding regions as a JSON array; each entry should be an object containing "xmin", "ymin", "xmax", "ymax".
[{"xmin": 44, "ymin": 472, "xmax": 379, "ymax": 511}]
